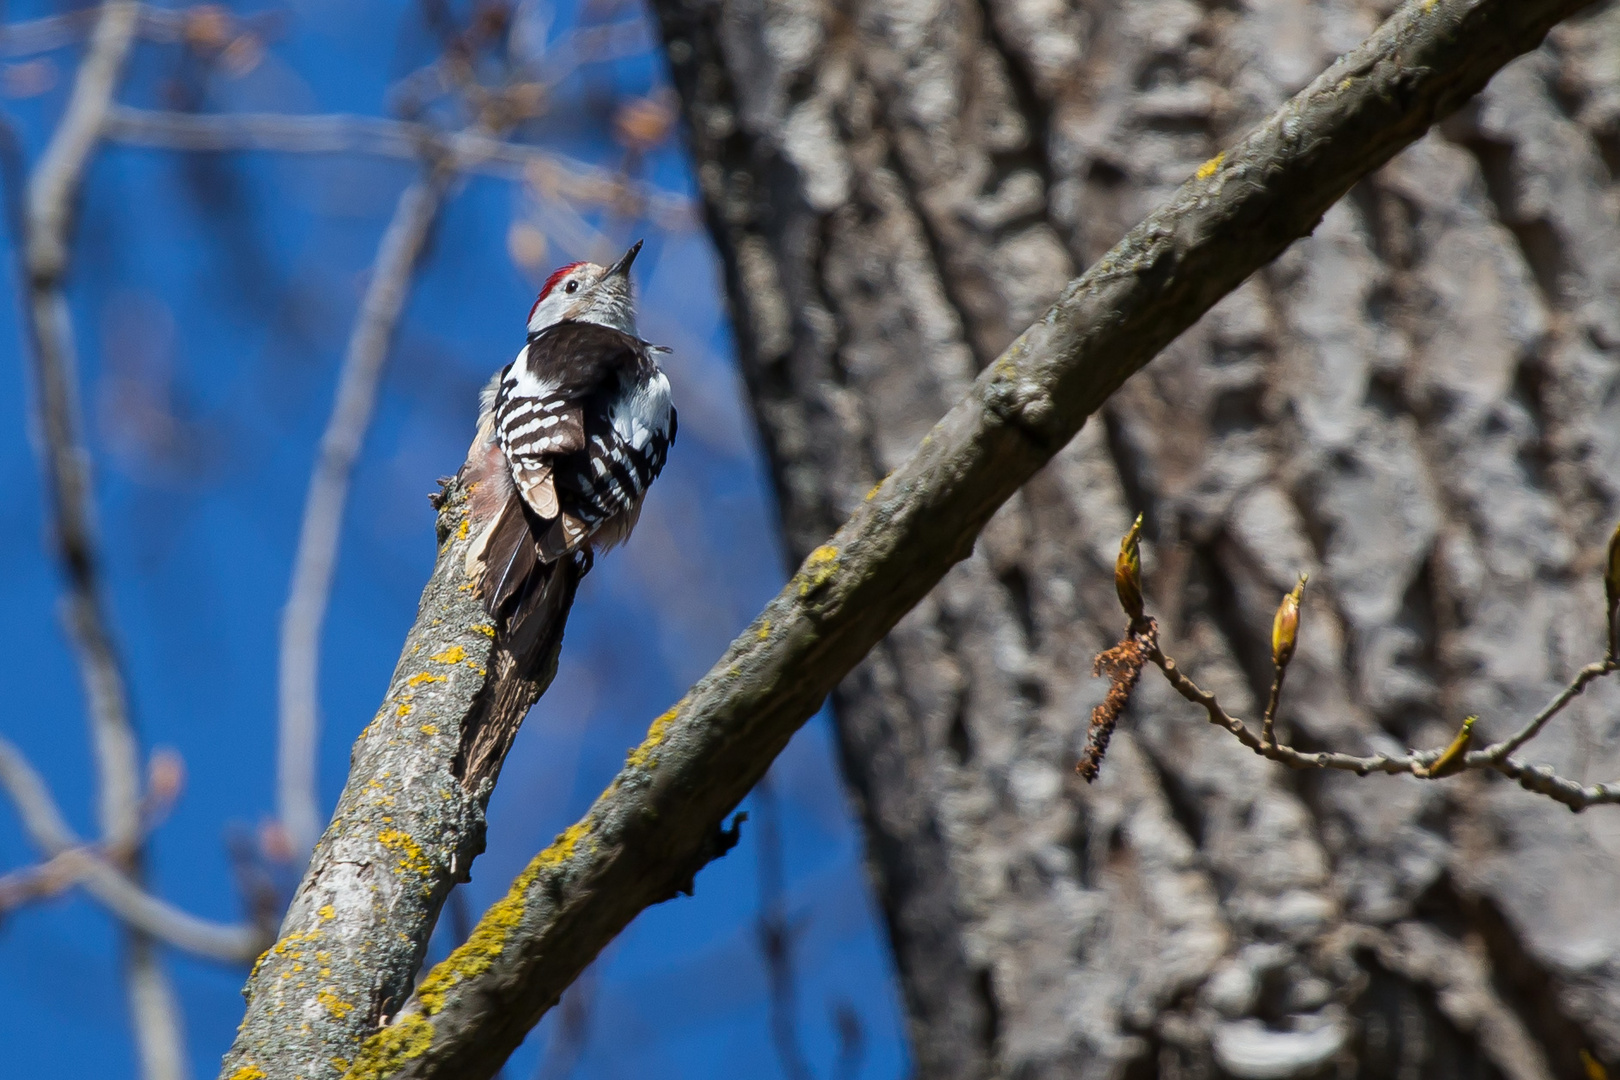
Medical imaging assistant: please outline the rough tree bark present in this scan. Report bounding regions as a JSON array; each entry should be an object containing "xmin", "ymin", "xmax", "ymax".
[{"xmin": 652, "ymin": 0, "xmax": 1620, "ymax": 1077}]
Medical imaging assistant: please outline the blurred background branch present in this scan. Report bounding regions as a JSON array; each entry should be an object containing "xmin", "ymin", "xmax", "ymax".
[
  {"xmin": 0, "ymin": 736, "xmax": 267, "ymax": 962},
  {"xmin": 100, "ymin": 109, "xmax": 692, "ymax": 226},
  {"xmin": 278, "ymin": 167, "xmax": 452, "ymax": 861},
  {"xmin": 17, "ymin": 3, "xmax": 186, "ymax": 1077}
]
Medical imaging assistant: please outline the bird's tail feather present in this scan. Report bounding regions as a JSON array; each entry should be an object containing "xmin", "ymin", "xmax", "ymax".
[{"xmin": 481, "ymin": 495, "xmax": 540, "ymax": 619}]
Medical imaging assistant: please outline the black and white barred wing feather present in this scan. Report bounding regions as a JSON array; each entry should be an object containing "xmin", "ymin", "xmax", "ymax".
[{"xmin": 465, "ymin": 320, "xmax": 675, "ymax": 625}]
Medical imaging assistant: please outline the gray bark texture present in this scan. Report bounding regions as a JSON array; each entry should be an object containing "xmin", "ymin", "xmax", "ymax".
[
  {"xmin": 651, "ymin": 0, "xmax": 1620, "ymax": 1077},
  {"xmin": 220, "ymin": 470, "xmax": 580, "ymax": 1080}
]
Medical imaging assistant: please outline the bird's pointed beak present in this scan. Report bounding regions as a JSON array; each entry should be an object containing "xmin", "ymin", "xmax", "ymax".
[{"xmin": 606, "ymin": 239, "xmax": 643, "ymax": 278}]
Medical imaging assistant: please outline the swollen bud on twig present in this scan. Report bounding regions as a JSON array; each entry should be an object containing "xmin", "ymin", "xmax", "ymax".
[
  {"xmin": 1423, "ymin": 715, "xmax": 1476, "ymax": 779},
  {"xmin": 1605, "ymin": 519, "xmax": 1620, "ymax": 660},
  {"xmin": 1271, "ymin": 573, "xmax": 1308, "ymax": 670},
  {"xmin": 1115, "ymin": 514, "xmax": 1145, "ymax": 623},
  {"xmin": 146, "ymin": 748, "xmax": 186, "ymax": 808}
]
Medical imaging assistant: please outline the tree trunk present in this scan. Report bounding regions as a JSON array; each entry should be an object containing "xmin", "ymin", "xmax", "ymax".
[{"xmin": 650, "ymin": 0, "xmax": 1620, "ymax": 1076}]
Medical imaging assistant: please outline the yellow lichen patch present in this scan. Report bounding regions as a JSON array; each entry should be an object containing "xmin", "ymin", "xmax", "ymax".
[
  {"xmin": 248, "ymin": 948, "xmax": 271, "ymax": 980},
  {"xmin": 407, "ymin": 672, "xmax": 447, "ymax": 688},
  {"xmin": 331, "ymin": 1059, "xmax": 350, "ymax": 1075},
  {"xmin": 457, "ymin": 518, "xmax": 470, "ymax": 540},
  {"xmin": 419, "ymin": 724, "xmax": 439, "ymax": 736},
  {"xmin": 377, "ymin": 828, "xmax": 433, "ymax": 877},
  {"xmin": 430, "ymin": 645, "xmax": 466, "ymax": 665},
  {"xmin": 536, "ymin": 819, "xmax": 593, "ymax": 870},
  {"xmin": 317, "ymin": 989, "xmax": 355, "ymax": 1020},
  {"xmin": 626, "ymin": 701, "xmax": 683, "ymax": 770},
  {"xmin": 865, "ymin": 481, "xmax": 882, "ymax": 501},
  {"xmin": 472, "ymin": 623, "xmax": 495, "ymax": 638},
  {"xmin": 343, "ymin": 1012, "xmax": 435, "ymax": 1080},
  {"xmin": 395, "ymin": 697, "xmax": 414, "ymax": 718},
  {"xmin": 1338, "ymin": 76, "xmax": 1354, "ymax": 91},
  {"xmin": 413, "ymin": 851, "xmax": 553, "ymax": 1016},
  {"xmin": 757, "ymin": 619, "xmax": 771, "ymax": 641},
  {"xmin": 228, "ymin": 1065, "xmax": 267, "ymax": 1080},
  {"xmin": 797, "ymin": 545, "xmax": 840, "ymax": 597},
  {"xmin": 1196, "ymin": 152, "xmax": 1224, "ymax": 180},
  {"xmin": 271, "ymin": 928, "xmax": 321, "ymax": 959},
  {"xmin": 318, "ymin": 904, "xmax": 335, "ymax": 921}
]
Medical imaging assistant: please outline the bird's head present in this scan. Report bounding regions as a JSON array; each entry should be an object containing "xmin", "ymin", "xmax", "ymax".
[{"xmin": 526, "ymin": 239, "xmax": 642, "ymax": 337}]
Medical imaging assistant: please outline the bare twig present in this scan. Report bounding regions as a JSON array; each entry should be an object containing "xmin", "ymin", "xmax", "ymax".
[
  {"xmin": 1478, "ymin": 659, "xmax": 1618, "ymax": 763},
  {"xmin": 537, "ymin": 18, "xmax": 656, "ymax": 87},
  {"xmin": 25, "ymin": 0, "xmax": 141, "ymax": 857},
  {"xmin": 0, "ymin": 4, "xmax": 204, "ymax": 59},
  {"xmin": 0, "ymin": 737, "xmax": 267, "ymax": 962},
  {"xmin": 18, "ymin": 3, "xmax": 191, "ymax": 1076},
  {"xmin": 1260, "ymin": 670, "xmax": 1285, "ymax": 751},
  {"xmin": 1142, "ymin": 628, "xmax": 1620, "ymax": 811},
  {"xmin": 754, "ymin": 776, "xmax": 813, "ymax": 1080},
  {"xmin": 278, "ymin": 166, "xmax": 454, "ymax": 860},
  {"xmin": 100, "ymin": 106, "xmax": 692, "ymax": 227},
  {"xmin": 532, "ymin": 964, "xmax": 599, "ymax": 1080}
]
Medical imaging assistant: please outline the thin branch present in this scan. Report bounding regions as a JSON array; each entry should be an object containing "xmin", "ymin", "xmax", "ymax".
[
  {"xmin": 25, "ymin": 0, "xmax": 141, "ymax": 857},
  {"xmin": 18, "ymin": 3, "xmax": 189, "ymax": 1076},
  {"xmin": 1478, "ymin": 658, "xmax": 1618, "ymax": 762},
  {"xmin": 532, "ymin": 964, "xmax": 599, "ymax": 1080},
  {"xmin": 323, "ymin": 1, "xmax": 1602, "ymax": 1076},
  {"xmin": 537, "ymin": 18, "xmax": 657, "ymax": 88},
  {"xmin": 278, "ymin": 166, "xmax": 454, "ymax": 860},
  {"xmin": 755, "ymin": 776, "xmax": 813, "ymax": 1080},
  {"xmin": 1144, "ymin": 630, "xmax": 1620, "ymax": 811},
  {"xmin": 0, "ymin": 5, "xmax": 198, "ymax": 59},
  {"xmin": 100, "ymin": 106, "xmax": 693, "ymax": 227},
  {"xmin": 0, "ymin": 737, "xmax": 268, "ymax": 962},
  {"xmin": 1260, "ymin": 668, "xmax": 1285, "ymax": 750}
]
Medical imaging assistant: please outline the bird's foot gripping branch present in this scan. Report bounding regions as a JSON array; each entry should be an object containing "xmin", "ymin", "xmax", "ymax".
[{"xmin": 1080, "ymin": 518, "xmax": 1620, "ymax": 811}]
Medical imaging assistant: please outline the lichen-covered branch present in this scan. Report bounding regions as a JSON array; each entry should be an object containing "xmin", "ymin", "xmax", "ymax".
[
  {"xmin": 326, "ymin": 1, "xmax": 1600, "ymax": 1077},
  {"xmin": 218, "ymin": 471, "xmax": 581, "ymax": 1080}
]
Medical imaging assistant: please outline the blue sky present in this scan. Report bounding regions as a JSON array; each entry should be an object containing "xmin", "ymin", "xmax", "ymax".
[{"xmin": 0, "ymin": 2, "xmax": 908, "ymax": 1076}]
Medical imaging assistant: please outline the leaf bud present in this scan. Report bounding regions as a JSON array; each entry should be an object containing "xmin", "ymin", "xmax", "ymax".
[
  {"xmin": 1115, "ymin": 514, "xmax": 1144, "ymax": 623},
  {"xmin": 1271, "ymin": 573, "xmax": 1308, "ymax": 669},
  {"xmin": 1424, "ymin": 715, "xmax": 1476, "ymax": 779}
]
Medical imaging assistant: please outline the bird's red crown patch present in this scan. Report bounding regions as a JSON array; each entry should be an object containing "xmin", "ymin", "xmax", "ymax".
[{"xmin": 530, "ymin": 261, "xmax": 589, "ymax": 322}]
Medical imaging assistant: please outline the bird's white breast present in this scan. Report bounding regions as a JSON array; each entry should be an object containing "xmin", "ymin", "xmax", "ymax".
[{"xmin": 610, "ymin": 371, "xmax": 672, "ymax": 451}]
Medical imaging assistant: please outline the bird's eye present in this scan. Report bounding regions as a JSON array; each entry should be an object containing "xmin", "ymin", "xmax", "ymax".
[{"xmin": 565, "ymin": 280, "xmax": 579, "ymax": 294}]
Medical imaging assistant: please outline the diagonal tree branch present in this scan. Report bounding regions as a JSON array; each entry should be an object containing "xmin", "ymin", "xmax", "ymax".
[
  {"xmin": 307, "ymin": 0, "xmax": 1600, "ymax": 1077},
  {"xmin": 278, "ymin": 165, "xmax": 454, "ymax": 861},
  {"xmin": 17, "ymin": 3, "xmax": 189, "ymax": 1077}
]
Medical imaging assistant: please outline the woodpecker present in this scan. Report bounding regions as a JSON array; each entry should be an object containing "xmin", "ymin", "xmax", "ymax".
[{"xmin": 462, "ymin": 239, "xmax": 675, "ymax": 643}]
